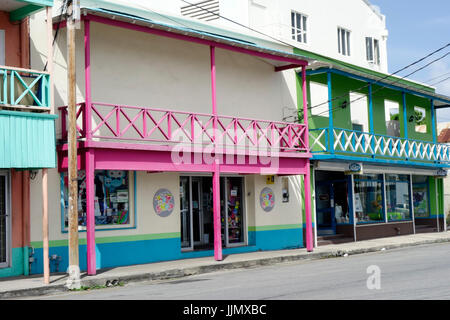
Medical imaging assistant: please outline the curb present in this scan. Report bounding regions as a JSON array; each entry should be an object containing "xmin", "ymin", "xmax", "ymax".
[{"xmin": 2, "ymin": 236, "xmax": 450, "ymax": 299}]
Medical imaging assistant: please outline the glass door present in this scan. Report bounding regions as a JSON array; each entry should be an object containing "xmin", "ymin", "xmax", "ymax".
[
  {"xmin": 0, "ymin": 172, "xmax": 9, "ymax": 267},
  {"xmin": 316, "ymin": 182, "xmax": 335, "ymax": 235},
  {"xmin": 180, "ymin": 176, "xmax": 192, "ymax": 250},
  {"xmin": 192, "ymin": 178, "xmax": 204, "ymax": 246},
  {"xmin": 224, "ymin": 177, "xmax": 245, "ymax": 246}
]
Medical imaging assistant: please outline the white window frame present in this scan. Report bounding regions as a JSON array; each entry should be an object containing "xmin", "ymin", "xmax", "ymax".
[
  {"xmin": 309, "ymin": 81, "xmax": 329, "ymax": 117},
  {"xmin": 337, "ymin": 27, "xmax": 351, "ymax": 56},
  {"xmin": 414, "ymin": 106, "xmax": 427, "ymax": 133},
  {"xmin": 291, "ymin": 11, "xmax": 308, "ymax": 44},
  {"xmin": 350, "ymin": 92, "xmax": 369, "ymax": 132},
  {"xmin": 366, "ymin": 37, "xmax": 380, "ymax": 65}
]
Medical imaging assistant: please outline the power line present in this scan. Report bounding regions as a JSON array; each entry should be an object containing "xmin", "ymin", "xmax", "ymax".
[
  {"xmin": 180, "ymin": 0, "xmax": 296, "ymax": 49},
  {"xmin": 431, "ymin": 76, "xmax": 450, "ymax": 87},
  {"xmin": 302, "ymin": 50, "xmax": 450, "ymax": 120},
  {"xmin": 425, "ymin": 70, "xmax": 450, "ymax": 83}
]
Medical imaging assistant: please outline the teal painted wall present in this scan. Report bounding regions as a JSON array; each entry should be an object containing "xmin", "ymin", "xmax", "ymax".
[
  {"xmin": 0, "ymin": 247, "xmax": 25, "ymax": 277},
  {"xmin": 0, "ymin": 111, "xmax": 57, "ymax": 168}
]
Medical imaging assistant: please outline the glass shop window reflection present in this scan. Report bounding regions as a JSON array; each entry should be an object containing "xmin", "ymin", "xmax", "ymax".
[
  {"xmin": 353, "ymin": 174, "xmax": 384, "ymax": 223},
  {"xmin": 63, "ymin": 170, "xmax": 130, "ymax": 228}
]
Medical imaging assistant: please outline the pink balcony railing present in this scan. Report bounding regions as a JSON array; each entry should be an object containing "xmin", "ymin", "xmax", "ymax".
[{"xmin": 59, "ymin": 102, "xmax": 309, "ymax": 153}]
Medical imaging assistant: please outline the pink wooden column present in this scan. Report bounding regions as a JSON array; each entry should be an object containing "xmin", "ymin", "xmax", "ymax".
[
  {"xmin": 301, "ymin": 66, "xmax": 313, "ymax": 252},
  {"xmin": 210, "ymin": 46, "xmax": 222, "ymax": 261},
  {"xmin": 213, "ymin": 160, "xmax": 222, "ymax": 261},
  {"xmin": 84, "ymin": 19, "xmax": 96, "ymax": 274}
]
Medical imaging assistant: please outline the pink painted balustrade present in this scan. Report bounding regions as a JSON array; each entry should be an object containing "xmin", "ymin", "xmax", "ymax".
[{"xmin": 59, "ymin": 102, "xmax": 309, "ymax": 155}]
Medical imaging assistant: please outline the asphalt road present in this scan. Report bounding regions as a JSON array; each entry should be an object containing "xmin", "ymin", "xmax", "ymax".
[{"xmin": 34, "ymin": 242, "xmax": 450, "ymax": 300}]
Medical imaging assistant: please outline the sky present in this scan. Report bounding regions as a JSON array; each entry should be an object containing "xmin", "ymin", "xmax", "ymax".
[{"xmin": 370, "ymin": 0, "xmax": 450, "ymax": 122}]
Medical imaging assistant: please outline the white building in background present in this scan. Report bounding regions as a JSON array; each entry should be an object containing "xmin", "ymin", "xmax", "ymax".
[{"xmin": 114, "ymin": 0, "xmax": 389, "ymax": 72}]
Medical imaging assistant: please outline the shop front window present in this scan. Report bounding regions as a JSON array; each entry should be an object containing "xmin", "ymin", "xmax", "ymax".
[
  {"xmin": 412, "ymin": 176, "xmax": 429, "ymax": 217},
  {"xmin": 62, "ymin": 170, "xmax": 131, "ymax": 228},
  {"xmin": 353, "ymin": 174, "xmax": 384, "ymax": 223},
  {"xmin": 385, "ymin": 174, "xmax": 411, "ymax": 221}
]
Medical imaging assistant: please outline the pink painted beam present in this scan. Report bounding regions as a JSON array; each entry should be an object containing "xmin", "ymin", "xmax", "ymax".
[
  {"xmin": 81, "ymin": 14, "xmax": 308, "ymax": 67},
  {"xmin": 301, "ymin": 66, "xmax": 313, "ymax": 252}
]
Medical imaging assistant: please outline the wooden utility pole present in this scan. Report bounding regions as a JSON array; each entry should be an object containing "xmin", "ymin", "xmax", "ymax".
[
  {"xmin": 41, "ymin": 5, "xmax": 54, "ymax": 286},
  {"xmin": 65, "ymin": 0, "xmax": 80, "ymax": 290}
]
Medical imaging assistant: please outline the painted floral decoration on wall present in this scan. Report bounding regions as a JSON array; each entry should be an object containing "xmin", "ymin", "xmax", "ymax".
[
  {"xmin": 260, "ymin": 187, "xmax": 275, "ymax": 212},
  {"xmin": 153, "ymin": 189, "xmax": 175, "ymax": 217}
]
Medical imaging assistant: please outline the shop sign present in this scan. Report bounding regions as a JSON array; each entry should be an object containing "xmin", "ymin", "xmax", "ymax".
[
  {"xmin": 266, "ymin": 175, "xmax": 275, "ymax": 184},
  {"xmin": 345, "ymin": 162, "xmax": 363, "ymax": 175},
  {"xmin": 260, "ymin": 187, "xmax": 275, "ymax": 212},
  {"xmin": 153, "ymin": 189, "xmax": 175, "ymax": 217},
  {"xmin": 435, "ymin": 169, "xmax": 448, "ymax": 177}
]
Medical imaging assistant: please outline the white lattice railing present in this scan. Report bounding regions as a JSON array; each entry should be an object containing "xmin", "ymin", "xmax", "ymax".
[{"xmin": 309, "ymin": 127, "xmax": 450, "ymax": 164}]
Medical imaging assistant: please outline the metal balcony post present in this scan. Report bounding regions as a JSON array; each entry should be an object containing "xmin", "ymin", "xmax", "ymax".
[{"xmin": 327, "ymin": 71, "xmax": 334, "ymax": 154}]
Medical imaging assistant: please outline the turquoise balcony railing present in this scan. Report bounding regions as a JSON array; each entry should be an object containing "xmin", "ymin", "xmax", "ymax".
[
  {"xmin": 0, "ymin": 65, "xmax": 50, "ymax": 108},
  {"xmin": 310, "ymin": 127, "xmax": 450, "ymax": 165}
]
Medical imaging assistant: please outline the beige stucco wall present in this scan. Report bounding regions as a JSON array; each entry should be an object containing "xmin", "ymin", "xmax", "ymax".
[{"xmin": 252, "ymin": 175, "xmax": 303, "ymax": 228}]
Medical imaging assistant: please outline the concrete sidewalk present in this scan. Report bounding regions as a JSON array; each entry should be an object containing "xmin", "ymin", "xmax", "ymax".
[{"xmin": 1, "ymin": 231, "xmax": 450, "ymax": 299}]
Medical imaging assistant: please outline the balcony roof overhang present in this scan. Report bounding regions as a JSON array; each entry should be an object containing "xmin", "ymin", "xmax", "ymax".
[
  {"xmin": 304, "ymin": 62, "xmax": 450, "ymax": 107},
  {"xmin": 52, "ymin": 6, "xmax": 312, "ymax": 71},
  {"xmin": 1, "ymin": 0, "xmax": 53, "ymax": 22}
]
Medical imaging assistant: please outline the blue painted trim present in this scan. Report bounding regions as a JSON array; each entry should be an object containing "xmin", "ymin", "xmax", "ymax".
[
  {"xmin": 327, "ymin": 71, "xmax": 334, "ymax": 154},
  {"xmin": 368, "ymin": 84, "xmax": 375, "ymax": 158},
  {"xmin": 431, "ymin": 99, "xmax": 437, "ymax": 144},
  {"xmin": 312, "ymin": 154, "xmax": 450, "ymax": 168}
]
